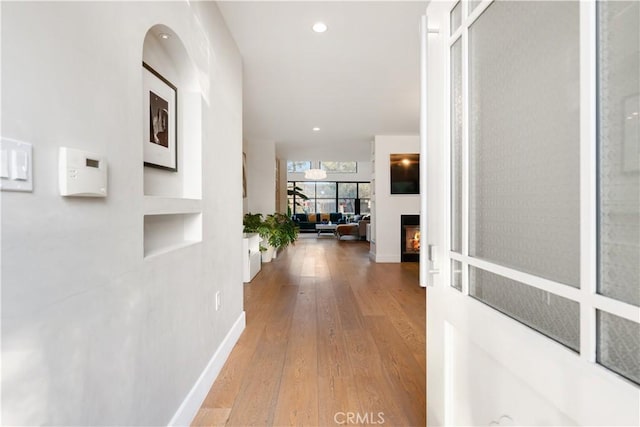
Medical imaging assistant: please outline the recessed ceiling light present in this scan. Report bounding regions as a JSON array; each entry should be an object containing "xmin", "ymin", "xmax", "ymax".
[
  {"xmin": 312, "ymin": 22, "xmax": 328, "ymax": 33},
  {"xmin": 313, "ymin": 127, "xmax": 320, "ymax": 131},
  {"xmin": 159, "ymin": 33, "xmax": 170, "ymax": 40}
]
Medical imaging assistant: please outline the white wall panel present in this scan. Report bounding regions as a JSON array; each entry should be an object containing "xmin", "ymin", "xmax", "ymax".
[{"xmin": 1, "ymin": 2, "xmax": 244, "ymax": 425}]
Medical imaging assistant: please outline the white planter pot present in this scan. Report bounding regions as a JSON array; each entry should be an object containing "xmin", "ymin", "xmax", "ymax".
[{"xmin": 261, "ymin": 246, "xmax": 274, "ymax": 263}]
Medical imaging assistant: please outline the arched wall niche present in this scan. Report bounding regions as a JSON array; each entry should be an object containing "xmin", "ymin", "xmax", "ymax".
[
  {"xmin": 141, "ymin": 24, "xmax": 205, "ymax": 258},
  {"xmin": 142, "ymin": 24, "xmax": 203, "ymax": 199}
]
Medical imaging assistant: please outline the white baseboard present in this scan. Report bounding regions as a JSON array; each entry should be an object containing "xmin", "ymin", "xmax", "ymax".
[
  {"xmin": 169, "ymin": 311, "xmax": 246, "ymax": 426},
  {"xmin": 374, "ymin": 254, "xmax": 401, "ymax": 263}
]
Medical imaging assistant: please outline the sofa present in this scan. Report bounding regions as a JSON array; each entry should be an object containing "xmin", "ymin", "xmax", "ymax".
[
  {"xmin": 357, "ymin": 216, "xmax": 370, "ymax": 239},
  {"xmin": 292, "ymin": 213, "xmax": 344, "ymax": 232},
  {"xmin": 335, "ymin": 223, "xmax": 358, "ymax": 239},
  {"xmin": 335, "ymin": 215, "xmax": 370, "ymax": 240}
]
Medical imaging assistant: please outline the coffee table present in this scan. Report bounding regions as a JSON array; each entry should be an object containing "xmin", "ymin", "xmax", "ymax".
[{"xmin": 315, "ymin": 223, "xmax": 337, "ymax": 237}]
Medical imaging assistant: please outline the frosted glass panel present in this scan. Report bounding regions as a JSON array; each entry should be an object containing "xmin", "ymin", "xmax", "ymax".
[
  {"xmin": 450, "ymin": 2, "xmax": 461, "ymax": 35},
  {"xmin": 451, "ymin": 260, "xmax": 462, "ymax": 291},
  {"xmin": 470, "ymin": 267, "xmax": 580, "ymax": 351},
  {"xmin": 597, "ymin": 311, "xmax": 640, "ymax": 384},
  {"xmin": 468, "ymin": 1, "xmax": 580, "ymax": 287},
  {"xmin": 597, "ymin": 1, "xmax": 640, "ymax": 306},
  {"xmin": 451, "ymin": 38, "xmax": 462, "ymax": 253},
  {"xmin": 468, "ymin": 0, "xmax": 482, "ymax": 15}
]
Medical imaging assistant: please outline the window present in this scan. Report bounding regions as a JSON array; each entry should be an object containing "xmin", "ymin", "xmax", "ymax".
[
  {"xmin": 468, "ymin": 0, "xmax": 580, "ymax": 287},
  {"xmin": 468, "ymin": 0, "xmax": 481, "ymax": 15},
  {"xmin": 451, "ymin": 36, "xmax": 462, "ymax": 255},
  {"xmin": 357, "ymin": 182, "xmax": 371, "ymax": 199},
  {"xmin": 466, "ymin": 0, "xmax": 580, "ymax": 346},
  {"xmin": 357, "ymin": 183, "xmax": 371, "ymax": 215},
  {"xmin": 297, "ymin": 182, "xmax": 316, "ymax": 214},
  {"xmin": 320, "ymin": 161, "xmax": 357, "ymax": 173},
  {"xmin": 469, "ymin": 267, "xmax": 580, "ymax": 351},
  {"xmin": 287, "ymin": 161, "xmax": 311, "ymax": 173},
  {"xmin": 287, "ymin": 182, "xmax": 295, "ymax": 215},
  {"xmin": 451, "ymin": 260, "xmax": 462, "ymax": 291},
  {"xmin": 596, "ymin": 0, "xmax": 640, "ymax": 383},
  {"xmin": 338, "ymin": 182, "xmax": 357, "ymax": 215},
  {"xmin": 289, "ymin": 181, "xmax": 371, "ymax": 215},
  {"xmin": 597, "ymin": 0, "xmax": 639, "ymax": 307},
  {"xmin": 316, "ymin": 182, "xmax": 337, "ymax": 213},
  {"xmin": 450, "ymin": 1, "xmax": 461, "ymax": 35},
  {"xmin": 597, "ymin": 311, "xmax": 640, "ymax": 384}
]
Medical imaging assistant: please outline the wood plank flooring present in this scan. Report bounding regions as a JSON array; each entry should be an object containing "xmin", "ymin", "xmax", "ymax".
[{"xmin": 192, "ymin": 235, "xmax": 426, "ymax": 427}]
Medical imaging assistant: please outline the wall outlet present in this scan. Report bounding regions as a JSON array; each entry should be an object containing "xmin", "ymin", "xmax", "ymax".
[{"xmin": 215, "ymin": 291, "xmax": 221, "ymax": 311}]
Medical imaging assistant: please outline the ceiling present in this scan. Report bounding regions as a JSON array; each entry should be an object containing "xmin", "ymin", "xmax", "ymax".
[{"xmin": 217, "ymin": 1, "xmax": 427, "ymax": 161}]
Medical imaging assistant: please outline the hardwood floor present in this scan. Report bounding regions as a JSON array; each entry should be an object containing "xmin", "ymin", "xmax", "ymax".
[{"xmin": 192, "ymin": 235, "xmax": 426, "ymax": 427}]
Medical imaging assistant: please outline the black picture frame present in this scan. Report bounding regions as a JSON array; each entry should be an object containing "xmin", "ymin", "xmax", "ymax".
[
  {"xmin": 390, "ymin": 153, "xmax": 420, "ymax": 194},
  {"xmin": 143, "ymin": 62, "xmax": 178, "ymax": 172}
]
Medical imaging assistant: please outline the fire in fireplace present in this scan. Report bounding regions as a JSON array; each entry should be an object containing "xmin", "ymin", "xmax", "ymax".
[
  {"xmin": 406, "ymin": 229, "xmax": 420, "ymax": 252},
  {"xmin": 401, "ymin": 214, "xmax": 420, "ymax": 262}
]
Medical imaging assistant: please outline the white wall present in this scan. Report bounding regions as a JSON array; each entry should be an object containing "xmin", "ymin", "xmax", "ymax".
[
  {"xmin": 372, "ymin": 135, "xmax": 420, "ymax": 262},
  {"xmin": 1, "ymin": 2, "xmax": 244, "ymax": 425},
  {"xmin": 245, "ymin": 138, "xmax": 276, "ymax": 215},
  {"xmin": 276, "ymin": 158, "xmax": 288, "ymax": 214}
]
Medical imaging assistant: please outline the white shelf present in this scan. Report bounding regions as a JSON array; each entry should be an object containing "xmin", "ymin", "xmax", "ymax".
[
  {"xmin": 142, "ymin": 34, "xmax": 203, "ymax": 259},
  {"xmin": 143, "ymin": 196, "xmax": 202, "ymax": 215},
  {"xmin": 143, "ymin": 213, "xmax": 202, "ymax": 258},
  {"xmin": 144, "ymin": 240, "xmax": 201, "ymax": 260}
]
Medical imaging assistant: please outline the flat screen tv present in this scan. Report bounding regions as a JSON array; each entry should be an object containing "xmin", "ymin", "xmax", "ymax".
[{"xmin": 390, "ymin": 153, "xmax": 420, "ymax": 194}]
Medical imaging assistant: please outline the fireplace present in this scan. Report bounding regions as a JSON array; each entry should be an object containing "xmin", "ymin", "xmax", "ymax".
[{"xmin": 401, "ymin": 214, "xmax": 420, "ymax": 262}]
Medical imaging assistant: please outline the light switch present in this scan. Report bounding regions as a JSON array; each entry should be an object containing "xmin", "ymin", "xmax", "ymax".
[
  {"xmin": 11, "ymin": 150, "xmax": 28, "ymax": 181},
  {"xmin": 0, "ymin": 138, "xmax": 33, "ymax": 192}
]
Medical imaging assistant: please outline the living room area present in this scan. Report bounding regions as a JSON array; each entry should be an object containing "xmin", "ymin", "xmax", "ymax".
[
  {"xmin": 287, "ymin": 161, "xmax": 371, "ymax": 241},
  {"xmin": 243, "ymin": 132, "xmax": 421, "ymax": 266}
]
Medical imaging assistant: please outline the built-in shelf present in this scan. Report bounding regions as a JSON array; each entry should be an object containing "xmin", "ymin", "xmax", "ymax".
[
  {"xmin": 143, "ymin": 196, "xmax": 202, "ymax": 215},
  {"xmin": 144, "ymin": 239, "xmax": 201, "ymax": 260},
  {"xmin": 142, "ymin": 27, "xmax": 203, "ymax": 259},
  {"xmin": 143, "ymin": 213, "xmax": 202, "ymax": 258}
]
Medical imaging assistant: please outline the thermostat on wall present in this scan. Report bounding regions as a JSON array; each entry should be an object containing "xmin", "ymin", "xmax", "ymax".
[{"xmin": 59, "ymin": 147, "xmax": 107, "ymax": 197}]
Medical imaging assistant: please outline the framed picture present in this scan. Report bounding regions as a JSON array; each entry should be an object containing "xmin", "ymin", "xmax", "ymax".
[
  {"xmin": 143, "ymin": 62, "xmax": 177, "ymax": 171},
  {"xmin": 390, "ymin": 153, "xmax": 420, "ymax": 194}
]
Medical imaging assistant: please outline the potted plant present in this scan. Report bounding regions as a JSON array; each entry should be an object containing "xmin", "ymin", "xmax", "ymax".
[
  {"xmin": 287, "ymin": 185, "xmax": 308, "ymax": 217},
  {"xmin": 243, "ymin": 213, "xmax": 275, "ymax": 262},
  {"xmin": 264, "ymin": 213, "xmax": 299, "ymax": 259}
]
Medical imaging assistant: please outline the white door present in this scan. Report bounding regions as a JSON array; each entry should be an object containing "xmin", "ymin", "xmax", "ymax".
[{"xmin": 421, "ymin": 1, "xmax": 640, "ymax": 425}]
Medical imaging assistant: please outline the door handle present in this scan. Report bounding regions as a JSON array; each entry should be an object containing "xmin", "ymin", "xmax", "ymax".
[{"xmin": 428, "ymin": 244, "xmax": 440, "ymax": 275}]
